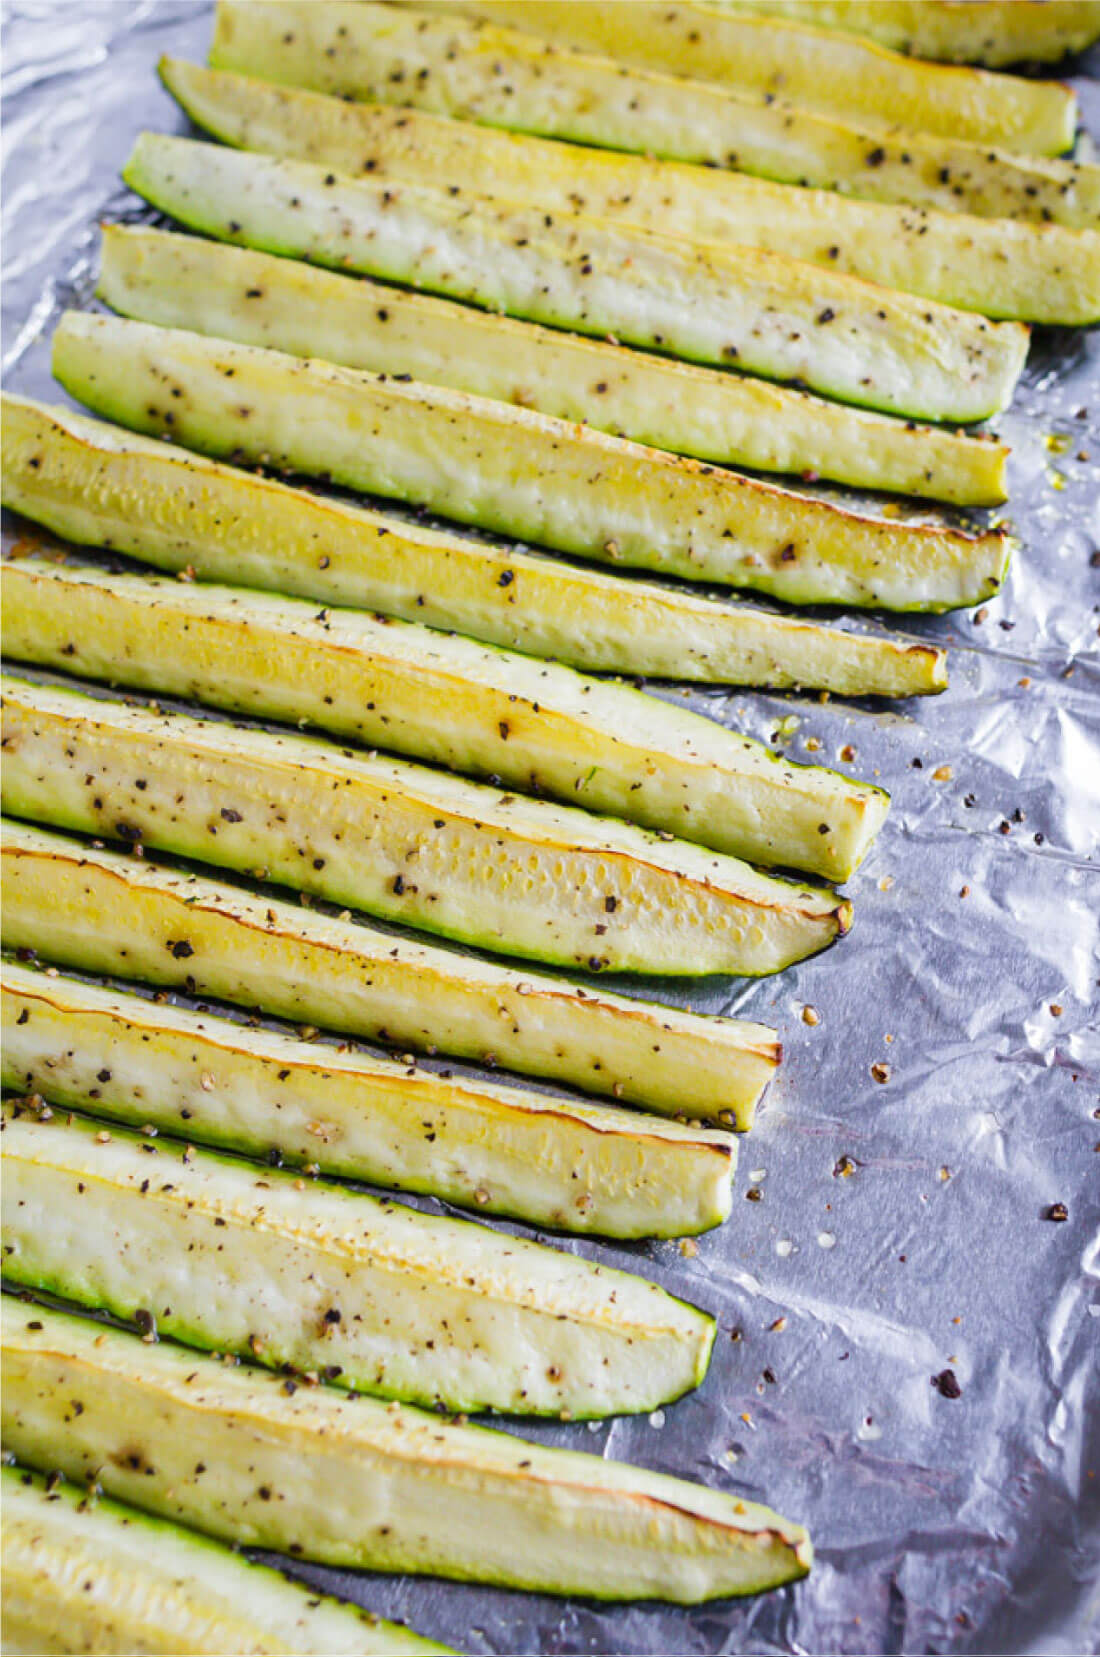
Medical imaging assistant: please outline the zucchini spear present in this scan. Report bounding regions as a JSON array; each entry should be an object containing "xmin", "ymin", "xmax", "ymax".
[
  {"xmin": 707, "ymin": 1, "xmax": 1100, "ymax": 68},
  {"xmin": 0, "ymin": 820, "xmax": 779, "ymax": 1127},
  {"xmin": 100, "ymin": 222, "xmax": 1010, "ymax": 494},
  {"xmin": 2, "ymin": 1465, "xmax": 450, "ymax": 1657},
  {"xmin": 2, "ymin": 1302, "xmax": 813, "ymax": 1602},
  {"xmin": 0, "ymin": 675, "xmax": 850, "ymax": 978},
  {"xmin": 211, "ymin": 2, "xmax": 1094, "ymax": 220},
  {"xmin": 119, "ymin": 134, "xmax": 1030, "ymax": 425},
  {"xmin": 0, "ymin": 1101, "xmax": 715, "ymax": 1416},
  {"xmin": 382, "ymin": 0, "xmax": 1075, "ymax": 153},
  {"xmin": 0, "ymin": 962, "xmax": 737, "ymax": 1238},
  {"xmin": 158, "ymin": 60, "xmax": 1100, "ymax": 317},
  {"xmin": 1, "ymin": 556, "xmax": 889, "ymax": 879},
  {"xmin": 51, "ymin": 314, "xmax": 1012, "ymax": 613},
  {"xmin": 0, "ymin": 396, "xmax": 950, "ymax": 696}
]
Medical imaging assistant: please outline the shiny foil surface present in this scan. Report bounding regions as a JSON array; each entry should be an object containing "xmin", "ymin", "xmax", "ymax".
[{"xmin": 2, "ymin": 5, "xmax": 1098, "ymax": 1652}]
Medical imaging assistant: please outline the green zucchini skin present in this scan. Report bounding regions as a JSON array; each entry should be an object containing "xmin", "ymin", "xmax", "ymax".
[
  {"xmin": 0, "ymin": 1102, "xmax": 715, "ymax": 1416},
  {"xmin": 0, "ymin": 820, "xmax": 779, "ymax": 1127},
  {"xmin": 51, "ymin": 313, "xmax": 1012, "ymax": 614},
  {"xmin": 1, "ymin": 556, "xmax": 888, "ymax": 881},
  {"xmin": 0, "ymin": 396, "xmax": 951, "ymax": 694},
  {"xmin": 711, "ymin": 0, "xmax": 1100, "ymax": 66},
  {"xmin": 2, "ymin": 1465, "xmax": 450, "ymax": 1656},
  {"xmin": 0, "ymin": 962, "xmax": 737, "ymax": 1239},
  {"xmin": 100, "ymin": 221, "xmax": 1008, "ymax": 496},
  {"xmin": 1, "ymin": 674, "xmax": 849, "ymax": 978},
  {"xmin": 212, "ymin": 0, "xmax": 1087, "ymax": 209},
  {"xmin": 162, "ymin": 56, "xmax": 1100, "ymax": 314},
  {"xmin": 120, "ymin": 133, "xmax": 1030, "ymax": 425},
  {"xmin": 2, "ymin": 1302, "xmax": 813, "ymax": 1602},
  {"xmin": 372, "ymin": 0, "xmax": 1075, "ymax": 153}
]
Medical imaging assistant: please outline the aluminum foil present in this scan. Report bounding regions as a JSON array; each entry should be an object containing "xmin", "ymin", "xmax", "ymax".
[{"xmin": 2, "ymin": 4, "xmax": 1098, "ymax": 1652}]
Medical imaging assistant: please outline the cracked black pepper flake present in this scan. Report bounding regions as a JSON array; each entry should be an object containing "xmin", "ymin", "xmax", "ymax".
[
  {"xmin": 1045, "ymin": 1201, "xmax": 1069, "ymax": 1222},
  {"xmin": 932, "ymin": 1368, "xmax": 962, "ymax": 1399}
]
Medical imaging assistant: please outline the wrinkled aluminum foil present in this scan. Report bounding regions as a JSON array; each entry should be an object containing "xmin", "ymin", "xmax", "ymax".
[{"xmin": 2, "ymin": 4, "xmax": 1098, "ymax": 1652}]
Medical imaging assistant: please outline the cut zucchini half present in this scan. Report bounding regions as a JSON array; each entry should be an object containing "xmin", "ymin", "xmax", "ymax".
[
  {"xmin": 120, "ymin": 134, "xmax": 1030, "ymax": 425},
  {"xmin": 374, "ymin": 0, "xmax": 1075, "ymax": 153},
  {"xmin": 0, "ymin": 395, "xmax": 951, "ymax": 694},
  {"xmin": 1, "ymin": 674, "xmax": 849, "ymax": 977},
  {"xmin": 100, "ymin": 221, "xmax": 1011, "ymax": 493},
  {"xmin": 1, "ymin": 1465, "xmax": 450, "ymax": 1657},
  {"xmin": 0, "ymin": 962, "xmax": 737, "ymax": 1239},
  {"xmin": 158, "ymin": 60, "xmax": 1100, "ymax": 315},
  {"xmin": 0, "ymin": 677, "xmax": 844, "ymax": 977},
  {"xmin": 52, "ymin": 313, "xmax": 1013, "ymax": 613},
  {"xmin": 1, "ymin": 556, "xmax": 889, "ymax": 879},
  {"xmin": 0, "ymin": 820, "xmax": 779, "ymax": 1126},
  {"xmin": 707, "ymin": 1, "xmax": 1100, "ymax": 68},
  {"xmin": 210, "ymin": 2, "xmax": 1091, "ymax": 217},
  {"xmin": 2, "ymin": 1302, "xmax": 813, "ymax": 1602},
  {"xmin": 0, "ymin": 1101, "xmax": 716, "ymax": 1417}
]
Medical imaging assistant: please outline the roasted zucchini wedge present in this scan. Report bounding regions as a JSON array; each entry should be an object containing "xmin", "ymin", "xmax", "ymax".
[
  {"xmin": 1, "ymin": 556, "xmax": 889, "ymax": 879},
  {"xmin": 158, "ymin": 60, "xmax": 1099, "ymax": 315},
  {"xmin": 0, "ymin": 820, "xmax": 778, "ymax": 1126},
  {"xmin": 0, "ymin": 396, "xmax": 949, "ymax": 697},
  {"xmin": 119, "ymin": 136, "xmax": 1030, "ymax": 425},
  {"xmin": 1, "ymin": 1464, "xmax": 450, "ymax": 1657},
  {"xmin": 0, "ymin": 1101, "xmax": 716, "ymax": 1416},
  {"xmin": 51, "ymin": 315, "xmax": 1013, "ymax": 612},
  {"xmin": 708, "ymin": 1, "xmax": 1100, "ymax": 68},
  {"xmin": 0, "ymin": 675, "xmax": 849, "ymax": 977},
  {"xmin": 100, "ymin": 222, "xmax": 1010, "ymax": 491},
  {"xmin": 210, "ymin": 2, "xmax": 1092, "ymax": 217},
  {"xmin": 2, "ymin": 1302, "xmax": 813, "ymax": 1602},
  {"xmin": 0, "ymin": 962, "xmax": 737, "ymax": 1238},
  {"xmin": 377, "ymin": 0, "xmax": 1075, "ymax": 152}
]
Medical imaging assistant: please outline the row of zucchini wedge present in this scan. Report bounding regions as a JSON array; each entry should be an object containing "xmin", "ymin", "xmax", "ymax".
[
  {"xmin": 0, "ymin": 671, "xmax": 851, "ymax": 977},
  {"xmin": 116, "ymin": 134, "xmax": 1032, "ymax": 425},
  {"xmin": 1, "ymin": 395, "xmax": 948, "ymax": 696},
  {"xmin": 158, "ymin": 59, "xmax": 1100, "ymax": 326},
  {"xmin": 1, "ymin": 1095, "xmax": 718, "ymax": 1417},
  {"xmin": 0, "ymin": 819, "xmax": 777, "ymax": 1128},
  {"xmin": 1, "ymin": 1300, "xmax": 813, "ymax": 1604},
  {"xmin": 9, "ymin": 0, "xmax": 1090, "ymax": 1631},
  {"xmin": 98, "ymin": 221, "xmax": 1009, "ymax": 505},
  {"xmin": 380, "ymin": 0, "xmax": 1087, "ymax": 149},
  {"xmin": 0, "ymin": 956, "xmax": 739, "ymax": 1237},
  {"xmin": 47, "ymin": 311, "xmax": 1011, "ymax": 611},
  {"xmin": 213, "ymin": 2, "xmax": 1095, "ymax": 210}
]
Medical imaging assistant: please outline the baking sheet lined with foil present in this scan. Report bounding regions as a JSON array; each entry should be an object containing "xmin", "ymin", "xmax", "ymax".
[{"xmin": 2, "ymin": 4, "xmax": 1098, "ymax": 1652}]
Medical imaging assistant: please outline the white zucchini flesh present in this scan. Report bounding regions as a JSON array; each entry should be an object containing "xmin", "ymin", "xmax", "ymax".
[
  {"xmin": 212, "ymin": 2, "xmax": 1092, "ymax": 220},
  {"xmin": 0, "ymin": 398, "xmax": 950, "ymax": 698},
  {"xmin": 1, "ymin": 1466, "xmax": 449, "ymax": 1657},
  {"xmin": 0, "ymin": 962, "xmax": 737, "ymax": 1239},
  {"xmin": 157, "ymin": 63, "xmax": 1100, "ymax": 322},
  {"xmin": 119, "ymin": 134, "xmax": 1031, "ymax": 427},
  {"xmin": 385, "ymin": 0, "xmax": 1075, "ymax": 153},
  {"xmin": 0, "ymin": 556, "xmax": 889, "ymax": 881},
  {"xmin": 708, "ymin": 1, "xmax": 1100, "ymax": 67},
  {"xmin": 100, "ymin": 222, "xmax": 1010, "ymax": 497},
  {"xmin": 1, "ymin": 1302, "xmax": 813, "ymax": 1601},
  {"xmin": 0, "ymin": 1103, "xmax": 716, "ymax": 1417},
  {"xmin": 51, "ymin": 313, "xmax": 1013, "ymax": 615},
  {"xmin": 0, "ymin": 675, "xmax": 849, "ymax": 979},
  {"xmin": 0, "ymin": 820, "xmax": 779, "ymax": 1127}
]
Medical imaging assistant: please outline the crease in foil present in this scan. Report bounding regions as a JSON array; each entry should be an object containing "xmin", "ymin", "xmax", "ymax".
[{"xmin": 2, "ymin": 4, "xmax": 1097, "ymax": 1651}]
